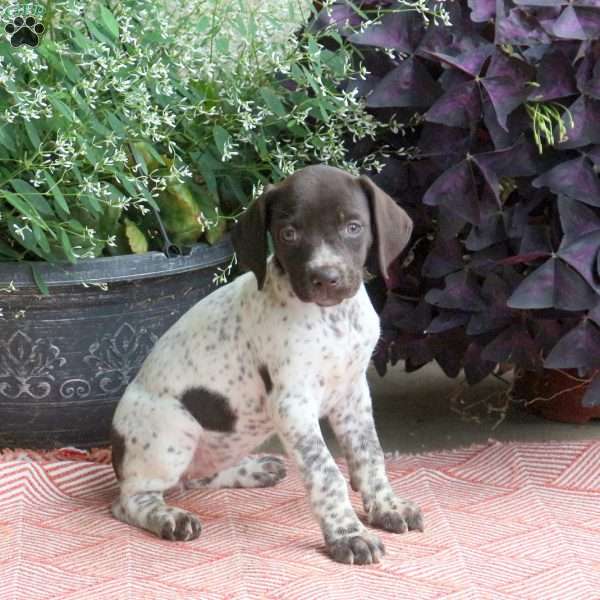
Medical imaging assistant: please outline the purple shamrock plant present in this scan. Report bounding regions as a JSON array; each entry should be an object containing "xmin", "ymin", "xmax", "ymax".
[{"xmin": 313, "ymin": 0, "xmax": 600, "ymax": 408}]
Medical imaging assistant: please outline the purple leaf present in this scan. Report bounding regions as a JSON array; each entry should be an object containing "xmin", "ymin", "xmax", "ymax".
[
  {"xmin": 575, "ymin": 46, "xmax": 600, "ymax": 99},
  {"xmin": 507, "ymin": 257, "xmax": 555, "ymax": 309},
  {"xmin": 426, "ymin": 310, "xmax": 470, "ymax": 334},
  {"xmin": 487, "ymin": 50, "xmax": 536, "ymax": 82},
  {"xmin": 480, "ymin": 76, "xmax": 529, "ymax": 131},
  {"xmin": 465, "ymin": 215, "xmax": 506, "ymax": 250},
  {"xmin": 422, "ymin": 238, "xmax": 464, "ymax": 278},
  {"xmin": 464, "ymin": 341, "xmax": 498, "ymax": 384},
  {"xmin": 468, "ymin": 0, "xmax": 496, "ymax": 23},
  {"xmin": 418, "ymin": 123, "xmax": 472, "ymax": 160},
  {"xmin": 424, "ymin": 81, "xmax": 481, "ymax": 129},
  {"xmin": 557, "ymin": 196, "xmax": 600, "ymax": 247},
  {"xmin": 545, "ymin": 320, "xmax": 600, "ymax": 368},
  {"xmin": 482, "ymin": 99, "xmax": 529, "ymax": 149},
  {"xmin": 553, "ymin": 6, "xmax": 600, "ymax": 40},
  {"xmin": 529, "ymin": 50, "xmax": 578, "ymax": 101},
  {"xmin": 582, "ymin": 373, "xmax": 600, "ymax": 407},
  {"xmin": 346, "ymin": 11, "xmax": 423, "ymax": 53},
  {"xmin": 424, "ymin": 45, "xmax": 495, "ymax": 77},
  {"xmin": 470, "ymin": 243, "xmax": 510, "ymax": 276},
  {"xmin": 587, "ymin": 145, "xmax": 600, "ymax": 166},
  {"xmin": 558, "ymin": 230, "xmax": 600, "ymax": 293},
  {"xmin": 495, "ymin": 8, "xmax": 553, "ymax": 45},
  {"xmin": 366, "ymin": 58, "xmax": 441, "ymax": 108},
  {"xmin": 556, "ymin": 95, "xmax": 600, "ymax": 149},
  {"xmin": 474, "ymin": 137, "xmax": 540, "ymax": 178},
  {"xmin": 423, "ymin": 160, "xmax": 481, "ymax": 224},
  {"xmin": 555, "ymin": 259, "xmax": 598, "ymax": 310},
  {"xmin": 518, "ymin": 224, "xmax": 553, "ymax": 255},
  {"xmin": 472, "ymin": 138, "xmax": 541, "ymax": 202},
  {"xmin": 438, "ymin": 206, "xmax": 468, "ymax": 240},
  {"xmin": 482, "ymin": 325, "xmax": 542, "ymax": 370},
  {"xmin": 467, "ymin": 272, "xmax": 514, "ymax": 335},
  {"xmin": 532, "ymin": 157, "xmax": 600, "ymax": 207},
  {"xmin": 589, "ymin": 301, "xmax": 600, "ymax": 326},
  {"xmin": 431, "ymin": 330, "xmax": 468, "ymax": 378},
  {"xmin": 425, "ymin": 270, "xmax": 487, "ymax": 311},
  {"xmin": 508, "ymin": 257, "xmax": 597, "ymax": 310}
]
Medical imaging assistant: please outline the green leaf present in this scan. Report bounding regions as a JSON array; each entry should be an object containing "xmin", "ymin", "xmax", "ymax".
[
  {"xmin": 99, "ymin": 5, "xmax": 119, "ymax": 39},
  {"xmin": 85, "ymin": 19, "xmax": 114, "ymax": 46},
  {"xmin": 42, "ymin": 172, "xmax": 70, "ymax": 217},
  {"xmin": 107, "ymin": 112, "xmax": 127, "ymax": 138},
  {"xmin": 124, "ymin": 218, "xmax": 148, "ymax": 254},
  {"xmin": 0, "ymin": 239, "xmax": 22, "ymax": 259},
  {"xmin": 31, "ymin": 265, "xmax": 50, "ymax": 295},
  {"xmin": 7, "ymin": 216, "xmax": 39, "ymax": 254},
  {"xmin": 11, "ymin": 179, "xmax": 54, "ymax": 217},
  {"xmin": 24, "ymin": 120, "xmax": 42, "ymax": 150},
  {"xmin": 3, "ymin": 190, "xmax": 38, "ymax": 220},
  {"xmin": 0, "ymin": 126, "xmax": 16, "ymax": 153},
  {"xmin": 212, "ymin": 125, "xmax": 231, "ymax": 157},
  {"xmin": 59, "ymin": 229, "xmax": 77, "ymax": 263},
  {"xmin": 194, "ymin": 150, "xmax": 220, "ymax": 194},
  {"xmin": 130, "ymin": 142, "xmax": 149, "ymax": 175},
  {"xmin": 79, "ymin": 193, "xmax": 102, "ymax": 215},
  {"xmin": 49, "ymin": 96, "xmax": 75, "ymax": 121},
  {"xmin": 32, "ymin": 223, "xmax": 50, "ymax": 253},
  {"xmin": 260, "ymin": 88, "xmax": 287, "ymax": 117}
]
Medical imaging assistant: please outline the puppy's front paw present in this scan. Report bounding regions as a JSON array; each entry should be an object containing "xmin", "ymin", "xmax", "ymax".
[
  {"xmin": 369, "ymin": 498, "xmax": 424, "ymax": 533},
  {"xmin": 156, "ymin": 509, "xmax": 202, "ymax": 541},
  {"xmin": 327, "ymin": 531, "xmax": 385, "ymax": 565}
]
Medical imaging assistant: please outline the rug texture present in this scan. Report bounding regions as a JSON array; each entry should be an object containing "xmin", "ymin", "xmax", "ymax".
[{"xmin": 0, "ymin": 440, "xmax": 599, "ymax": 600}]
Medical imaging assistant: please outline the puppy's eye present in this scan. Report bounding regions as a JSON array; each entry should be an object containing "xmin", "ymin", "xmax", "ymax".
[
  {"xmin": 279, "ymin": 226, "xmax": 298, "ymax": 243},
  {"xmin": 345, "ymin": 221, "xmax": 363, "ymax": 236}
]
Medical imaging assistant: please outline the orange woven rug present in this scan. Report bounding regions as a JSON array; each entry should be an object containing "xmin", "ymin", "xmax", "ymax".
[{"xmin": 1, "ymin": 440, "xmax": 599, "ymax": 600}]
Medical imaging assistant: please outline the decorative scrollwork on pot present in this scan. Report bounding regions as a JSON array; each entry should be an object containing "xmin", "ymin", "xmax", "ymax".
[
  {"xmin": 59, "ymin": 378, "xmax": 92, "ymax": 400},
  {"xmin": 84, "ymin": 322, "xmax": 158, "ymax": 395},
  {"xmin": 0, "ymin": 330, "xmax": 66, "ymax": 399}
]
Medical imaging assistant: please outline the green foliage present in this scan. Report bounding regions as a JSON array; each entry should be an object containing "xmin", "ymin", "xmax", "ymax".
[{"xmin": 0, "ymin": 0, "xmax": 384, "ymax": 262}]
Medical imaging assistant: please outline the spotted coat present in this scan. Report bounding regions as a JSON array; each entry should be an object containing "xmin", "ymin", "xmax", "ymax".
[{"xmin": 111, "ymin": 165, "xmax": 423, "ymax": 564}]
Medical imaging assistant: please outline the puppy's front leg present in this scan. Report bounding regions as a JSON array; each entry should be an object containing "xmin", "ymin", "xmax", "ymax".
[
  {"xmin": 328, "ymin": 377, "xmax": 424, "ymax": 534},
  {"xmin": 273, "ymin": 389, "xmax": 385, "ymax": 565}
]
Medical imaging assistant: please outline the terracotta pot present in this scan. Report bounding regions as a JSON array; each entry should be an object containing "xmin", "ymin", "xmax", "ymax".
[{"xmin": 513, "ymin": 368, "xmax": 600, "ymax": 424}]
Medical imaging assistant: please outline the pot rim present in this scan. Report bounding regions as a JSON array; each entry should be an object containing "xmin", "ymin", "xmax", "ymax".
[{"xmin": 0, "ymin": 236, "xmax": 233, "ymax": 288}]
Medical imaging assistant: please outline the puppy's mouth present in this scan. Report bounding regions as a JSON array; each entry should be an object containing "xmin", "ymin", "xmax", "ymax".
[{"xmin": 293, "ymin": 279, "xmax": 361, "ymax": 307}]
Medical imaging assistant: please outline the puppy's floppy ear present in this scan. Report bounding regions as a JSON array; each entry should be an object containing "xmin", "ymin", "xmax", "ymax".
[
  {"xmin": 231, "ymin": 185, "xmax": 275, "ymax": 290},
  {"xmin": 358, "ymin": 175, "xmax": 413, "ymax": 280}
]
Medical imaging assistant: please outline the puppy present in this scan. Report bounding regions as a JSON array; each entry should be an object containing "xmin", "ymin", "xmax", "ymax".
[{"xmin": 110, "ymin": 164, "xmax": 422, "ymax": 564}]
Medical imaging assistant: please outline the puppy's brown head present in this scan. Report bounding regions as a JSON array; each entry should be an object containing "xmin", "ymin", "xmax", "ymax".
[{"xmin": 231, "ymin": 165, "xmax": 412, "ymax": 306}]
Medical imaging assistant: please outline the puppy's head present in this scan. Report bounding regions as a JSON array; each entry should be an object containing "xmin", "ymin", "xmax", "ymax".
[{"xmin": 232, "ymin": 165, "xmax": 412, "ymax": 306}]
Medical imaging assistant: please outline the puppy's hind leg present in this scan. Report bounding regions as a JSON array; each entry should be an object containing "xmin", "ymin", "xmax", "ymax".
[
  {"xmin": 111, "ymin": 395, "xmax": 202, "ymax": 541},
  {"xmin": 185, "ymin": 455, "xmax": 286, "ymax": 490}
]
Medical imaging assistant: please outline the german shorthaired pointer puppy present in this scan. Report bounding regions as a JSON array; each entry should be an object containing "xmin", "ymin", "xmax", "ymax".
[{"xmin": 110, "ymin": 164, "xmax": 423, "ymax": 564}]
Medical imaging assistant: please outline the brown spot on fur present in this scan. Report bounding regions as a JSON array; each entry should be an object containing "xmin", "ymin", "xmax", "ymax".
[
  {"xmin": 258, "ymin": 364, "xmax": 273, "ymax": 394},
  {"xmin": 180, "ymin": 387, "xmax": 237, "ymax": 432}
]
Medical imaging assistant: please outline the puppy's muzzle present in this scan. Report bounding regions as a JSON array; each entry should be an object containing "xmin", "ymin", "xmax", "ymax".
[{"xmin": 306, "ymin": 265, "xmax": 356, "ymax": 306}]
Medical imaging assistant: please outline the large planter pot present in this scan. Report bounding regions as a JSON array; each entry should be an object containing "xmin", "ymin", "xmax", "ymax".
[
  {"xmin": 0, "ymin": 238, "xmax": 233, "ymax": 449},
  {"xmin": 513, "ymin": 368, "xmax": 600, "ymax": 424}
]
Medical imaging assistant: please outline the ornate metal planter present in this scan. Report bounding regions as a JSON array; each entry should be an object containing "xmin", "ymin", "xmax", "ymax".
[{"xmin": 0, "ymin": 238, "xmax": 233, "ymax": 448}]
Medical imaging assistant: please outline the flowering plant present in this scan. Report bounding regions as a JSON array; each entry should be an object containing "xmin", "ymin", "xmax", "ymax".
[{"xmin": 0, "ymin": 0, "xmax": 397, "ymax": 262}]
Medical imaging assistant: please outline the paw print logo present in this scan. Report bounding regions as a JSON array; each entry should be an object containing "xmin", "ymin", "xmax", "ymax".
[{"xmin": 5, "ymin": 16, "xmax": 44, "ymax": 48}]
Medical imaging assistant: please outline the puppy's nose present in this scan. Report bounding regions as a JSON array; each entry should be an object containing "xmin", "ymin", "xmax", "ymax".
[{"xmin": 310, "ymin": 267, "xmax": 341, "ymax": 290}]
